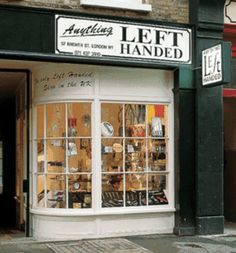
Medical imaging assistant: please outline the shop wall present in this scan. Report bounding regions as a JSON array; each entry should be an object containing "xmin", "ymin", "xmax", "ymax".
[{"xmin": 0, "ymin": 0, "xmax": 189, "ymax": 23}]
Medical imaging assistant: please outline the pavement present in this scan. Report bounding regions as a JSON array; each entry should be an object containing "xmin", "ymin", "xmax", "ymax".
[{"xmin": 1, "ymin": 223, "xmax": 236, "ymax": 253}]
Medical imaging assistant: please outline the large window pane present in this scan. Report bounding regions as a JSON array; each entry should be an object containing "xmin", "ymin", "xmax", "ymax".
[
  {"xmin": 125, "ymin": 139, "xmax": 146, "ymax": 172},
  {"xmin": 37, "ymin": 175, "xmax": 45, "ymax": 207},
  {"xmin": 46, "ymin": 104, "xmax": 65, "ymax": 138},
  {"xmin": 101, "ymin": 103, "xmax": 123, "ymax": 137},
  {"xmin": 37, "ymin": 140, "xmax": 45, "ymax": 173},
  {"xmin": 147, "ymin": 104, "xmax": 168, "ymax": 138},
  {"xmin": 47, "ymin": 140, "xmax": 65, "ymax": 173},
  {"xmin": 101, "ymin": 102, "xmax": 169, "ymax": 208},
  {"xmin": 37, "ymin": 105, "xmax": 44, "ymax": 139},
  {"xmin": 46, "ymin": 174, "xmax": 66, "ymax": 208},
  {"xmin": 101, "ymin": 138, "xmax": 123, "ymax": 172},
  {"xmin": 148, "ymin": 174, "xmax": 168, "ymax": 205},
  {"xmin": 68, "ymin": 174, "xmax": 92, "ymax": 208},
  {"xmin": 125, "ymin": 104, "xmax": 146, "ymax": 137},
  {"xmin": 126, "ymin": 173, "xmax": 146, "ymax": 206},
  {"xmin": 36, "ymin": 102, "xmax": 93, "ymax": 209},
  {"xmin": 102, "ymin": 174, "xmax": 123, "ymax": 207},
  {"xmin": 148, "ymin": 139, "xmax": 167, "ymax": 171},
  {"xmin": 68, "ymin": 138, "xmax": 92, "ymax": 173},
  {"xmin": 67, "ymin": 103, "xmax": 91, "ymax": 137}
]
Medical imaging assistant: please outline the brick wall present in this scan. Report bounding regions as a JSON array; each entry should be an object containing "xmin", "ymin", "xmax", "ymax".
[{"xmin": 0, "ymin": 0, "xmax": 189, "ymax": 23}]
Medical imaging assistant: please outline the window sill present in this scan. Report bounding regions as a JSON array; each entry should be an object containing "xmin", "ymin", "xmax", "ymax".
[
  {"xmin": 31, "ymin": 206, "xmax": 175, "ymax": 217},
  {"xmin": 80, "ymin": 0, "xmax": 152, "ymax": 12}
]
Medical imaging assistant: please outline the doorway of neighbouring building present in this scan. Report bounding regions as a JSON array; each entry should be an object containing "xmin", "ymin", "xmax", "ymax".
[
  {"xmin": 0, "ymin": 70, "xmax": 29, "ymax": 238},
  {"xmin": 224, "ymin": 92, "xmax": 236, "ymax": 223},
  {"xmin": 223, "ymin": 24, "xmax": 236, "ymax": 229}
]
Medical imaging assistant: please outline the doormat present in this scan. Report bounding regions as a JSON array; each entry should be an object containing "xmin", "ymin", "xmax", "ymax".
[{"xmin": 47, "ymin": 238, "xmax": 153, "ymax": 253}]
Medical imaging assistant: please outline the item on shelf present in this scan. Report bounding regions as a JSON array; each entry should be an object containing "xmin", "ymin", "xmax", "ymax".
[
  {"xmin": 47, "ymin": 161, "xmax": 63, "ymax": 166},
  {"xmin": 47, "ymin": 190, "xmax": 65, "ymax": 208},
  {"xmin": 69, "ymin": 167, "xmax": 78, "ymax": 173},
  {"xmin": 101, "ymin": 121, "xmax": 114, "ymax": 137},
  {"xmin": 127, "ymin": 144, "xmax": 134, "ymax": 153},
  {"xmin": 102, "ymin": 191, "xmax": 123, "ymax": 207},
  {"xmin": 130, "ymin": 124, "xmax": 145, "ymax": 137},
  {"xmin": 102, "ymin": 190, "xmax": 168, "ymax": 208},
  {"xmin": 104, "ymin": 146, "xmax": 113, "ymax": 153},
  {"xmin": 82, "ymin": 114, "xmax": 91, "ymax": 128},
  {"xmin": 151, "ymin": 117, "xmax": 163, "ymax": 137},
  {"xmin": 74, "ymin": 182, "xmax": 80, "ymax": 190},
  {"xmin": 51, "ymin": 139, "xmax": 61, "ymax": 147},
  {"xmin": 69, "ymin": 192, "xmax": 92, "ymax": 208},
  {"xmin": 68, "ymin": 117, "xmax": 77, "ymax": 128},
  {"xmin": 68, "ymin": 142, "xmax": 77, "ymax": 156},
  {"xmin": 37, "ymin": 189, "xmax": 50, "ymax": 202},
  {"xmin": 84, "ymin": 194, "xmax": 92, "ymax": 205},
  {"xmin": 37, "ymin": 141, "xmax": 44, "ymax": 153},
  {"xmin": 80, "ymin": 138, "xmax": 90, "ymax": 149},
  {"xmin": 112, "ymin": 143, "xmax": 123, "ymax": 153},
  {"xmin": 73, "ymin": 202, "xmax": 82, "ymax": 208}
]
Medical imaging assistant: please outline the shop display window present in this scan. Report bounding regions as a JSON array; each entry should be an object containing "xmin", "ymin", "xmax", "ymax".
[
  {"xmin": 35, "ymin": 101, "xmax": 169, "ymax": 209},
  {"xmin": 36, "ymin": 103, "xmax": 92, "ymax": 209},
  {"xmin": 101, "ymin": 103, "xmax": 169, "ymax": 208}
]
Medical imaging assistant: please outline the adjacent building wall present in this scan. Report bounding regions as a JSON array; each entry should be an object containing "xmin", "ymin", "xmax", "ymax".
[{"xmin": 0, "ymin": 0, "xmax": 189, "ymax": 23}]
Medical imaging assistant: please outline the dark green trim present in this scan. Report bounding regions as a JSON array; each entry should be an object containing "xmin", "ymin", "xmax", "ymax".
[
  {"xmin": 190, "ymin": 0, "xmax": 225, "ymax": 235},
  {"xmin": 173, "ymin": 69, "xmax": 196, "ymax": 236},
  {"xmin": 0, "ymin": 50, "xmax": 186, "ymax": 70},
  {"xmin": 174, "ymin": 226, "xmax": 195, "ymax": 236},
  {"xmin": 0, "ymin": 5, "xmax": 193, "ymax": 69},
  {"xmin": 196, "ymin": 216, "xmax": 224, "ymax": 235},
  {"xmin": 26, "ymin": 70, "xmax": 30, "ymax": 237}
]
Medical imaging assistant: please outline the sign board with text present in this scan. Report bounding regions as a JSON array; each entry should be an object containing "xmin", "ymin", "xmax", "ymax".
[
  {"xmin": 202, "ymin": 42, "xmax": 231, "ymax": 87},
  {"xmin": 55, "ymin": 15, "xmax": 192, "ymax": 65}
]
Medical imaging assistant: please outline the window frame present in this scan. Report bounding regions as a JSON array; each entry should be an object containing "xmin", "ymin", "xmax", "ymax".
[
  {"xmin": 32, "ymin": 97, "xmax": 174, "ymax": 213},
  {"xmin": 33, "ymin": 101, "xmax": 94, "ymax": 210},
  {"xmin": 100, "ymin": 101, "xmax": 170, "ymax": 209}
]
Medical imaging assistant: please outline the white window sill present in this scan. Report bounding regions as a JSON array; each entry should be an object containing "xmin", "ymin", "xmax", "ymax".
[
  {"xmin": 31, "ymin": 206, "xmax": 175, "ymax": 217},
  {"xmin": 80, "ymin": 0, "xmax": 152, "ymax": 12}
]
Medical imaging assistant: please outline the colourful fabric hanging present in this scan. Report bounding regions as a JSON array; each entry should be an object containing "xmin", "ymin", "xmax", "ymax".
[{"xmin": 154, "ymin": 105, "xmax": 164, "ymax": 118}]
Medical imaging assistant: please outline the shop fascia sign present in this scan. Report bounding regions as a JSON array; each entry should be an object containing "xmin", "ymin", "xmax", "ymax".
[
  {"xmin": 202, "ymin": 42, "xmax": 231, "ymax": 87},
  {"xmin": 55, "ymin": 15, "xmax": 192, "ymax": 65}
]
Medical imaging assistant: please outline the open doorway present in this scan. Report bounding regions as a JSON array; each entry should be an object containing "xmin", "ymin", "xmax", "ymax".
[{"xmin": 0, "ymin": 70, "xmax": 29, "ymax": 238}]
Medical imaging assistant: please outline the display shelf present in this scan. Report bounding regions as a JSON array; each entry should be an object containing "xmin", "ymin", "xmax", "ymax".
[{"xmin": 102, "ymin": 190, "xmax": 168, "ymax": 208}]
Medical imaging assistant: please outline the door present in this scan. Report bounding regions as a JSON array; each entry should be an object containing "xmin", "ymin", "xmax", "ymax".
[
  {"xmin": 0, "ymin": 71, "xmax": 28, "ymax": 234},
  {"xmin": 0, "ymin": 98, "xmax": 17, "ymax": 228}
]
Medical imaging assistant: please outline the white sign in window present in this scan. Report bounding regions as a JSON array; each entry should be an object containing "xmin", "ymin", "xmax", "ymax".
[
  {"xmin": 202, "ymin": 44, "xmax": 222, "ymax": 86},
  {"xmin": 55, "ymin": 15, "xmax": 192, "ymax": 65}
]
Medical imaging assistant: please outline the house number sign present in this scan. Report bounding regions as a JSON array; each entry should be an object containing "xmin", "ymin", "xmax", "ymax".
[{"xmin": 55, "ymin": 15, "xmax": 192, "ymax": 64}]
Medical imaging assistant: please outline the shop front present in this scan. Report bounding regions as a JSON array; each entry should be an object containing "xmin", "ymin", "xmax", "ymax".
[
  {"xmin": 0, "ymin": 1, "xmax": 227, "ymax": 240},
  {"xmin": 31, "ymin": 11, "xmax": 192, "ymax": 239},
  {"xmin": 0, "ymin": 5, "xmax": 192, "ymax": 239},
  {"xmin": 31, "ymin": 63, "xmax": 175, "ymax": 239}
]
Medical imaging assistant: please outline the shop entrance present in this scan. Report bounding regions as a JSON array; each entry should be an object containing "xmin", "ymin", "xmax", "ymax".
[{"xmin": 0, "ymin": 70, "xmax": 29, "ymax": 236}]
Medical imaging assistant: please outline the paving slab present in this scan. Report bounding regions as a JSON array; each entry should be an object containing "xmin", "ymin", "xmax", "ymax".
[
  {"xmin": 47, "ymin": 238, "xmax": 152, "ymax": 253},
  {"xmin": 1, "ymin": 233, "xmax": 236, "ymax": 253}
]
